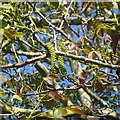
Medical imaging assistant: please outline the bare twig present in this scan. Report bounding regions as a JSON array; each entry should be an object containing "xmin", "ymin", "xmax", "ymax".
[{"xmin": 59, "ymin": 1, "xmax": 73, "ymax": 29}]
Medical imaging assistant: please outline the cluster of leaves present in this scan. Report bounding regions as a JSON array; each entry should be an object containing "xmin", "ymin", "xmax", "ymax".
[{"xmin": 46, "ymin": 42, "xmax": 56, "ymax": 71}]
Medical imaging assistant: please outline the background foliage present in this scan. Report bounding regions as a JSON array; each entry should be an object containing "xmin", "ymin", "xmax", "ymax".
[{"xmin": 0, "ymin": 1, "xmax": 120, "ymax": 120}]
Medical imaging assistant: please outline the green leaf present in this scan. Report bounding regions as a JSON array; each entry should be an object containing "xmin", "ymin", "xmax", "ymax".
[
  {"xmin": 0, "ymin": 88, "xmax": 8, "ymax": 98},
  {"xmin": 83, "ymin": 47, "xmax": 92, "ymax": 55},
  {"xmin": 88, "ymin": 51, "xmax": 101, "ymax": 59},
  {"xmin": 49, "ymin": 2, "xmax": 59, "ymax": 8},
  {"xmin": 66, "ymin": 106, "xmax": 85, "ymax": 116},
  {"xmin": 0, "ymin": 3, "xmax": 10, "ymax": 9},
  {"xmin": 13, "ymin": 32, "xmax": 23, "ymax": 38},
  {"xmin": 11, "ymin": 95, "xmax": 22, "ymax": 103},
  {"xmin": 53, "ymin": 107, "xmax": 67, "ymax": 118}
]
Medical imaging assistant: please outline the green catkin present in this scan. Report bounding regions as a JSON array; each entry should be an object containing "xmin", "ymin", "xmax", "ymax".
[
  {"xmin": 46, "ymin": 42, "xmax": 56, "ymax": 71},
  {"xmin": 58, "ymin": 56, "xmax": 66, "ymax": 73}
]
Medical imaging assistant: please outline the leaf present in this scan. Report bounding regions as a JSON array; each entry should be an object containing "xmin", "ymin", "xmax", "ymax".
[
  {"xmin": 48, "ymin": 91, "xmax": 69, "ymax": 101},
  {"xmin": 49, "ymin": 2, "xmax": 59, "ymax": 9},
  {"xmin": 110, "ymin": 30, "xmax": 120, "ymax": 54},
  {"xmin": 48, "ymin": 74, "xmax": 58, "ymax": 79},
  {"xmin": 44, "ymin": 77, "xmax": 54, "ymax": 85},
  {"xmin": 13, "ymin": 32, "xmax": 23, "ymax": 38},
  {"xmin": 83, "ymin": 46, "xmax": 92, "ymax": 55},
  {"xmin": 3, "ymin": 28, "xmax": 15, "ymax": 40},
  {"xmin": 61, "ymin": 94, "xmax": 69, "ymax": 100},
  {"xmin": 0, "ymin": 75, "xmax": 7, "ymax": 84},
  {"xmin": 0, "ymin": 3, "xmax": 10, "ymax": 9},
  {"xmin": 7, "ymin": 80, "xmax": 14, "ymax": 90},
  {"xmin": 97, "ymin": 74, "xmax": 108, "ymax": 79},
  {"xmin": 93, "ymin": 80, "xmax": 104, "ymax": 92},
  {"xmin": 98, "ymin": 28, "xmax": 103, "ymax": 37},
  {"xmin": 94, "ymin": 22, "xmax": 106, "ymax": 35},
  {"xmin": 0, "ymin": 88, "xmax": 8, "ymax": 98},
  {"xmin": 11, "ymin": 95, "xmax": 22, "ymax": 103},
  {"xmin": 87, "ymin": 19, "xmax": 92, "ymax": 31},
  {"xmin": 53, "ymin": 108, "xmax": 67, "ymax": 118},
  {"xmin": 112, "ymin": 2, "xmax": 118, "ymax": 9},
  {"xmin": 88, "ymin": 51, "xmax": 101, "ymax": 59},
  {"xmin": 49, "ymin": 91, "xmax": 61, "ymax": 101},
  {"xmin": 46, "ymin": 42, "xmax": 56, "ymax": 71},
  {"xmin": 66, "ymin": 106, "xmax": 85, "ymax": 116}
]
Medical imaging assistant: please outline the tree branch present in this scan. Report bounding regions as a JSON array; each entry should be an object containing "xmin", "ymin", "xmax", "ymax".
[
  {"xmin": 36, "ymin": 10, "xmax": 75, "ymax": 43},
  {"xmin": 56, "ymin": 51, "xmax": 120, "ymax": 69},
  {"xmin": 1, "ymin": 51, "xmax": 120, "ymax": 70},
  {"xmin": 0, "ymin": 54, "xmax": 46, "ymax": 69},
  {"xmin": 22, "ymin": 86, "xmax": 81, "ymax": 96}
]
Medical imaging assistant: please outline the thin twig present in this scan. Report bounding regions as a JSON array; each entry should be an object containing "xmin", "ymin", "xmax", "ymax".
[
  {"xmin": 0, "ymin": 54, "xmax": 46, "ymax": 69},
  {"xmin": 22, "ymin": 86, "xmax": 81, "ymax": 96},
  {"xmin": 59, "ymin": 1, "xmax": 73, "ymax": 29},
  {"xmin": 36, "ymin": 9, "xmax": 75, "ymax": 43}
]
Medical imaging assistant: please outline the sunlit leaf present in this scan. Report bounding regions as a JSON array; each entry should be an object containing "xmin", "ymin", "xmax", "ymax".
[
  {"xmin": 112, "ymin": 2, "xmax": 118, "ymax": 9},
  {"xmin": 13, "ymin": 32, "xmax": 23, "ymax": 38},
  {"xmin": 11, "ymin": 95, "xmax": 22, "ymax": 103},
  {"xmin": 66, "ymin": 106, "xmax": 85, "ymax": 116},
  {"xmin": 0, "ymin": 88, "xmax": 8, "ymax": 98},
  {"xmin": 83, "ymin": 46, "xmax": 92, "ymax": 55},
  {"xmin": 53, "ymin": 107, "xmax": 67, "ymax": 118},
  {"xmin": 112, "ymin": 86, "xmax": 118, "ymax": 91},
  {"xmin": 0, "ymin": 3, "xmax": 10, "ymax": 9},
  {"xmin": 97, "ymin": 74, "xmax": 108, "ymax": 79},
  {"xmin": 43, "ymin": 77, "xmax": 54, "ymax": 85}
]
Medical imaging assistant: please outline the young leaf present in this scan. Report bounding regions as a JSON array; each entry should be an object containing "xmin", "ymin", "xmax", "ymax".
[
  {"xmin": 66, "ymin": 106, "xmax": 85, "ymax": 116},
  {"xmin": 0, "ymin": 88, "xmax": 8, "ymax": 98},
  {"xmin": 53, "ymin": 108, "xmax": 67, "ymax": 118},
  {"xmin": 13, "ymin": 32, "xmax": 23, "ymax": 38}
]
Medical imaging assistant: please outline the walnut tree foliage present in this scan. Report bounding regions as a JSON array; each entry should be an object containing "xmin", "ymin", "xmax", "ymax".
[{"xmin": 0, "ymin": 1, "xmax": 120, "ymax": 120}]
